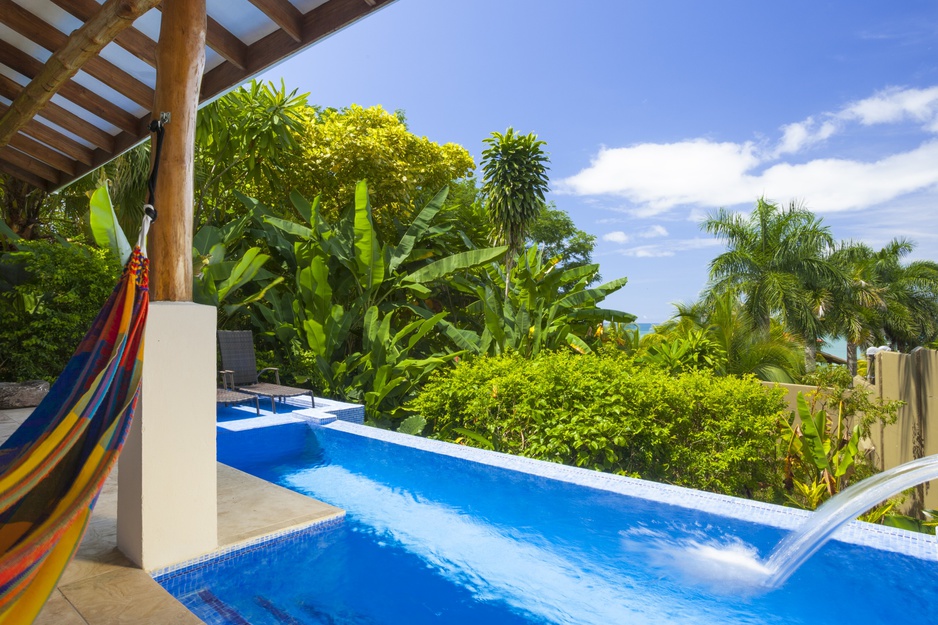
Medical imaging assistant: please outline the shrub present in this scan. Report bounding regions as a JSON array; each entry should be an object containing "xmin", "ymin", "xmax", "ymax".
[
  {"xmin": 410, "ymin": 350, "xmax": 789, "ymax": 500},
  {"xmin": 0, "ymin": 241, "xmax": 120, "ymax": 382}
]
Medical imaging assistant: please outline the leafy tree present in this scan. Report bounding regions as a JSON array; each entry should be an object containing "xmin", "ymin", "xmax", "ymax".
[
  {"xmin": 195, "ymin": 80, "xmax": 309, "ymax": 227},
  {"xmin": 528, "ymin": 203, "xmax": 598, "ymax": 281},
  {"xmin": 704, "ymin": 198, "xmax": 840, "ymax": 371},
  {"xmin": 480, "ymin": 128, "xmax": 550, "ymax": 294},
  {"xmin": 827, "ymin": 241, "xmax": 888, "ymax": 375},
  {"xmin": 269, "ymin": 104, "xmax": 475, "ymax": 237},
  {"xmin": 870, "ymin": 239, "xmax": 938, "ymax": 352},
  {"xmin": 827, "ymin": 238, "xmax": 938, "ymax": 372}
]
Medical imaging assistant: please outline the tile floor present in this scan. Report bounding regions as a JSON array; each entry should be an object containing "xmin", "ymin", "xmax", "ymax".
[{"xmin": 0, "ymin": 408, "xmax": 342, "ymax": 624}]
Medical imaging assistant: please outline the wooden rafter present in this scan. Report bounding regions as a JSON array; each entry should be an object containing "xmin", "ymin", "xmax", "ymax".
[
  {"xmin": 0, "ymin": 101, "xmax": 95, "ymax": 166},
  {"xmin": 247, "ymin": 0, "xmax": 304, "ymax": 43},
  {"xmin": 0, "ymin": 0, "xmax": 397, "ymax": 192},
  {"xmin": 201, "ymin": 0, "xmax": 395, "ymax": 101},
  {"xmin": 0, "ymin": 0, "xmax": 155, "ymax": 108},
  {"xmin": 50, "ymin": 0, "xmax": 158, "ymax": 68},
  {"xmin": 0, "ymin": 0, "xmax": 162, "ymax": 149}
]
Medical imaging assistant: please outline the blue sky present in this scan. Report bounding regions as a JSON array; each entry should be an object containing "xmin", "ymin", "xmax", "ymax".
[{"xmin": 258, "ymin": 0, "xmax": 938, "ymax": 321}]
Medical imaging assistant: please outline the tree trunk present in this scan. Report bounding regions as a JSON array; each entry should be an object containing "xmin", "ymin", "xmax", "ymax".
[
  {"xmin": 846, "ymin": 341, "xmax": 858, "ymax": 377},
  {"xmin": 148, "ymin": 0, "xmax": 206, "ymax": 301},
  {"xmin": 804, "ymin": 339, "xmax": 817, "ymax": 373}
]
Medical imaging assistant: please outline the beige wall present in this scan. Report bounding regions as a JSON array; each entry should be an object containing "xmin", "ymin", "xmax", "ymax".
[
  {"xmin": 768, "ymin": 349, "xmax": 938, "ymax": 512},
  {"xmin": 117, "ymin": 302, "xmax": 218, "ymax": 570},
  {"xmin": 874, "ymin": 349, "xmax": 938, "ymax": 511}
]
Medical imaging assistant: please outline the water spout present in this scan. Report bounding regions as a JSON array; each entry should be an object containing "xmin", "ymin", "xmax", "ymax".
[{"xmin": 763, "ymin": 454, "xmax": 938, "ymax": 589}]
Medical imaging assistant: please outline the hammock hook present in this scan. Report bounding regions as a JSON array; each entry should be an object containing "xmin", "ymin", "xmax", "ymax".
[{"xmin": 145, "ymin": 113, "xmax": 170, "ymax": 222}]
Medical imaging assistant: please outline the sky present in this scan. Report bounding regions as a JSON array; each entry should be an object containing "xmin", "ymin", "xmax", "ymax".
[{"xmin": 258, "ymin": 0, "xmax": 938, "ymax": 322}]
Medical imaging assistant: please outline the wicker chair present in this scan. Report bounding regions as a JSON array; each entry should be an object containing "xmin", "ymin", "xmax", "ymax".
[
  {"xmin": 217, "ymin": 330, "xmax": 314, "ymax": 413},
  {"xmin": 217, "ymin": 371, "xmax": 260, "ymax": 415}
]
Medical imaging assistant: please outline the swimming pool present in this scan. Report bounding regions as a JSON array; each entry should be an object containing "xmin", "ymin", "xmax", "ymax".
[{"xmin": 158, "ymin": 417, "xmax": 938, "ymax": 624}]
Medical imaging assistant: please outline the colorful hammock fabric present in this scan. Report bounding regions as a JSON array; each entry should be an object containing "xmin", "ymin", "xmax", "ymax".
[{"xmin": 0, "ymin": 234, "xmax": 150, "ymax": 624}]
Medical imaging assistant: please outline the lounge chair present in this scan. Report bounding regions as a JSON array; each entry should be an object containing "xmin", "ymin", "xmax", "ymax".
[
  {"xmin": 217, "ymin": 370, "xmax": 260, "ymax": 415},
  {"xmin": 217, "ymin": 330, "xmax": 314, "ymax": 413}
]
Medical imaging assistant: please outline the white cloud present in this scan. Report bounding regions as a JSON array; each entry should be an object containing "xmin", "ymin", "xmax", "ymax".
[
  {"xmin": 841, "ymin": 86, "xmax": 938, "ymax": 128},
  {"xmin": 602, "ymin": 231, "xmax": 630, "ymax": 244},
  {"xmin": 639, "ymin": 225, "xmax": 668, "ymax": 238},
  {"xmin": 616, "ymin": 237, "xmax": 722, "ymax": 258},
  {"xmin": 557, "ymin": 85, "xmax": 938, "ymax": 217},
  {"xmin": 557, "ymin": 140, "xmax": 760, "ymax": 209}
]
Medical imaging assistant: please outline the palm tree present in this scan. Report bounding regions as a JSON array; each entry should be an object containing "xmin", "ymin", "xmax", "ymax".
[
  {"xmin": 704, "ymin": 198, "xmax": 840, "ymax": 371},
  {"xmin": 480, "ymin": 128, "xmax": 550, "ymax": 295},
  {"xmin": 826, "ymin": 241, "xmax": 886, "ymax": 376},
  {"xmin": 666, "ymin": 290, "xmax": 804, "ymax": 382},
  {"xmin": 871, "ymin": 239, "xmax": 938, "ymax": 352}
]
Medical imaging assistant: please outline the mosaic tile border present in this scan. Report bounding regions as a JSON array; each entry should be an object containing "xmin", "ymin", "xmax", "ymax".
[
  {"xmin": 324, "ymin": 421, "xmax": 938, "ymax": 562},
  {"xmin": 151, "ymin": 512, "xmax": 346, "ymax": 581}
]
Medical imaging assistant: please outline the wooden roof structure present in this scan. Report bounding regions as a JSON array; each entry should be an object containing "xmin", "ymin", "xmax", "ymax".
[{"xmin": 0, "ymin": 0, "xmax": 395, "ymax": 192}]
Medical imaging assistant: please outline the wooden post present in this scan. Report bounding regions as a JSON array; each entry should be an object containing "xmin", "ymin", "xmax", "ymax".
[{"xmin": 149, "ymin": 0, "xmax": 205, "ymax": 301}]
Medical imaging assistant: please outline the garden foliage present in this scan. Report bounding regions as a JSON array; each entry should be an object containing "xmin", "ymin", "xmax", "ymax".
[
  {"xmin": 0, "ymin": 241, "xmax": 119, "ymax": 381},
  {"xmin": 411, "ymin": 350, "xmax": 788, "ymax": 499}
]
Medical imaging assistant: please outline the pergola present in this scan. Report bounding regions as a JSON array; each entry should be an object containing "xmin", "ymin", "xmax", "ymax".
[{"xmin": 0, "ymin": 0, "xmax": 395, "ymax": 570}]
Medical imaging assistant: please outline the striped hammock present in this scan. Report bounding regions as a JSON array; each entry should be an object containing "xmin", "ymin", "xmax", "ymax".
[{"xmin": 0, "ymin": 231, "xmax": 150, "ymax": 624}]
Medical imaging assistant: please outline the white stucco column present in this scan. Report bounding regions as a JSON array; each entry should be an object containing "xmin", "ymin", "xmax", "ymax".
[{"xmin": 117, "ymin": 302, "xmax": 217, "ymax": 570}]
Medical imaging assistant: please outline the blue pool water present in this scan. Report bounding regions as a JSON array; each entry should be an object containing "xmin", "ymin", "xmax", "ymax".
[{"xmin": 159, "ymin": 419, "xmax": 938, "ymax": 624}]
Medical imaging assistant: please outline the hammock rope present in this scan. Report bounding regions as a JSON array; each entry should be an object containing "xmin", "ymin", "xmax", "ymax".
[{"xmin": 0, "ymin": 118, "xmax": 166, "ymax": 624}]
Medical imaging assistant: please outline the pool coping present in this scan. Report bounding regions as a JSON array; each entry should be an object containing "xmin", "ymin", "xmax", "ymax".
[{"xmin": 322, "ymin": 420, "xmax": 938, "ymax": 562}]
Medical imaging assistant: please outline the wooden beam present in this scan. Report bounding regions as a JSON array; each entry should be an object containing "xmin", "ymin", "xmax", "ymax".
[
  {"xmin": 206, "ymin": 16, "xmax": 248, "ymax": 70},
  {"xmin": 201, "ymin": 0, "xmax": 394, "ymax": 102},
  {"xmin": 149, "ymin": 0, "xmax": 206, "ymax": 302},
  {"xmin": 51, "ymin": 0, "xmax": 158, "ymax": 68},
  {"xmin": 0, "ymin": 40, "xmax": 140, "ymax": 135},
  {"xmin": 0, "ymin": 0, "xmax": 162, "ymax": 149},
  {"xmin": 0, "ymin": 0, "xmax": 155, "ymax": 108},
  {"xmin": 0, "ymin": 99, "xmax": 97, "ymax": 165},
  {"xmin": 0, "ymin": 74, "xmax": 115, "ymax": 152},
  {"xmin": 0, "ymin": 159, "xmax": 50, "ymax": 191},
  {"xmin": 8, "ymin": 133, "xmax": 77, "ymax": 176},
  {"xmin": 247, "ymin": 0, "xmax": 304, "ymax": 43},
  {"xmin": 0, "ymin": 147, "xmax": 61, "ymax": 184}
]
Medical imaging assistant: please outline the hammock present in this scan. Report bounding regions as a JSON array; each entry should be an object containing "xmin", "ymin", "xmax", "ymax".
[{"xmin": 0, "ymin": 122, "xmax": 164, "ymax": 624}]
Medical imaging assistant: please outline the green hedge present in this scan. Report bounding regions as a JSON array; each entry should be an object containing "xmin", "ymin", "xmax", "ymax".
[
  {"xmin": 410, "ymin": 350, "xmax": 788, "ymax": 500},
  {"xmin": 0, "ymin": 241, "xmax": 120, "ymax": 382}
]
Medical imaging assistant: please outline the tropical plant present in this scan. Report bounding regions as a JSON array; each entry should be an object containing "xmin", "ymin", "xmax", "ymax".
[
  {"xmin": 704, "ymin": 198, "xmax": 841, "ymax": 371},
  {"xmin": 251, "ymin": 181, "xmax": 507, "ymax": 425},
  {"xmin": 636, "ymin": 327, "xmax": 728, "ymax": 375},
  {"xmin": 435, "ymin": 246, "xmax": 633, "ymax": 358},
  {"xmin": 780, "ymin": 367, "xmax": 901, "ymax": 510},
  {"xmin": 662, "ymin": 290, "xmax": 804, "ymax": 382},
  {"xmin": 191, "ymin": 211, "xmax": 283, "ymax": 326},
  {"xmin": 480, "ymin": 128, "xmax": 550, "ymax": 294}
]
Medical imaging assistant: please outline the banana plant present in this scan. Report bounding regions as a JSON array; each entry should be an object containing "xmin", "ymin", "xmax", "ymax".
[
  {"xmin": 433, "ymin": 246, "xmax": 634, "ymax": 357},
  {"xmin": 251, "ymin": 181, "xmax": 507, "ymax": 424},
  {"xmin": 191, "ymin": 209, "xmax": 283, "ymax": 322},
  {"xmin": 780, "ymin": 392, "xmax": 861, "ymax": 509}
]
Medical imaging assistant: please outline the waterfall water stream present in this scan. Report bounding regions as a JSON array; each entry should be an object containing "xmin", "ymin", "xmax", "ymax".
[{"xmin": 762, "ymin": 454, "xmax": 938, "ymax": 589}]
